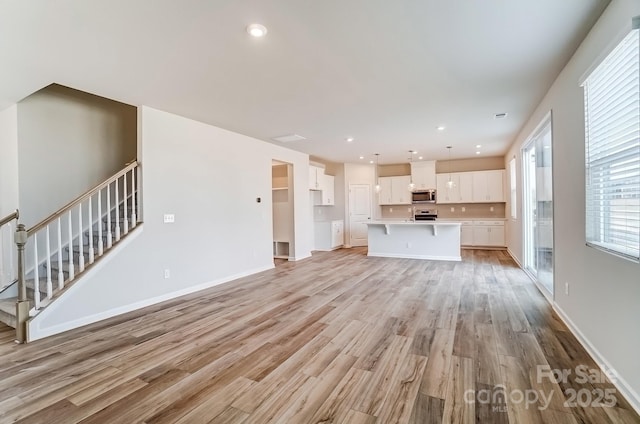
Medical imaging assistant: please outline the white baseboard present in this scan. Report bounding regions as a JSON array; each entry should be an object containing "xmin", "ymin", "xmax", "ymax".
[
  {"xmin": 553, "ymin": 303, "xmax": 640, "ymax": 416},
  {"xmin": 289, "ymin": 253, "xmax": 312, "ymax": 261},
  {"xmin": 27, "ymin": 260, "xmax": 274, "ymax": 342},
  {"xmin": 507, "ymin": 248, "xmax": 523, "ymax": 267},
  {"xmin": 367, "ymin": 252, "xmax": 461, "ymax": 262}
]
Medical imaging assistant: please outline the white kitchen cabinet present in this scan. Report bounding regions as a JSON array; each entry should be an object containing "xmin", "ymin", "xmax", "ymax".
[
  {"xmin": 378, "ymin": 176, "xmax": 411, "ymax": 205},
  {"xmin": 472, "ymin": 170, "xmax": 505, "ymax": 202},
  {"xmin": 436, "ymin": 173, "xmax": 459, "ymax": 203},
  {"xmin": 458, "ymin": 172, "xmax": 474, "ymax": 202},
  {"xmin": 472, "ymin": 221, "xmax": 505, "ymax": 247},
  {"xmin": 391, "ymin": 176, "xmax": 412, "ymax": 204},
  {"xmin": 460, "ymin": 221, "xmax": 474, "ymax": 246},
  {"xmin": 314, "ymin": 220, "xmax": 344, "ymax": 251},
  {"xmin": 309, "ymin": 165, "xmax": 323, "ymax": 190},
  {"xmin": 436, "ymin": 172, "xmax": 473, "ymax": 203},
  {"xmin": 317, "ymin": 173, "xmax": 335, "ymax": 205},
  {"xmin": 378, "ymin": 177, "xmax": 393, "ymax": 205},
  {"xmin": 410, "ymin": 161, "xmax": 436, "ymax": 190}
]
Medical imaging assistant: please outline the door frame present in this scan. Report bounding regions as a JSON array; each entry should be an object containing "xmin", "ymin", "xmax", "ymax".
[{"xmin": 347, "ymin": 183, "xmax": 372, "ymax": 247}]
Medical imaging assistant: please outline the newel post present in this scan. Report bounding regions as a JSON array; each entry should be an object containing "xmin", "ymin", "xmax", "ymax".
[{"xmin": 15, "ymin": 224, "xmax": 29, "ymax": 343}]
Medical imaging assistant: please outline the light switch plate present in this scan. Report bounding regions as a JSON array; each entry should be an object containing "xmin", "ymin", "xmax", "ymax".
[{"xmin": 163, "ymin": 214, "xmax": 175, "ymax": 223}]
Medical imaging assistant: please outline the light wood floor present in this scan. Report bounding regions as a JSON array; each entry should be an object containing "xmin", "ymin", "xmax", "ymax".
[{"xmin": 0, "ymin": 248, "xmax": 638, "ymax": 423}]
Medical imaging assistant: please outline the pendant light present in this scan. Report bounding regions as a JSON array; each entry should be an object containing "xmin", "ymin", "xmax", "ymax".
[
  {"xmin": 408, "ymin": 151, "xmax": 416, "ymax": 191},
  {"xmin": 374, "ymin": 153, "xmax": 381, "ymax": 193},
  {"xmin": 446, "ymin": 146, "xmax": 455, "ymax": 189}
]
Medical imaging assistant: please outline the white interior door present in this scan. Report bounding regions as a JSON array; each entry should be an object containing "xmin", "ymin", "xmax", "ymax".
[{"xmin": 349, "ymin": 184, "xmax": 371, "ymax": 247}]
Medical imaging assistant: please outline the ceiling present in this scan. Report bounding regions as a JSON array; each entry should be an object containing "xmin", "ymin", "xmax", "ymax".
[{"xmin": 0, "ymin": 0, "xmax": 609, "ymax": 164}]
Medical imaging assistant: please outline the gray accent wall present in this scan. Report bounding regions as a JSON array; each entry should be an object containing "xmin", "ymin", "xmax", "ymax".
[{"xmin": 17, "ymin": 84, "xmax": 137, "ymax": 227}]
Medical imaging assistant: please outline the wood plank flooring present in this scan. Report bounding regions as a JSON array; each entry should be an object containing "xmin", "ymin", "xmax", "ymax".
[{"xmin": 0, "ymin": 248, "xmax": 638, "ymax": 423}]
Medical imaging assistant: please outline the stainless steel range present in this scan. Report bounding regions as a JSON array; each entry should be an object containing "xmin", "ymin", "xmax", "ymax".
[{"xmin": 414, "ymin": 208, "xmax": 438, "ymax": 221}]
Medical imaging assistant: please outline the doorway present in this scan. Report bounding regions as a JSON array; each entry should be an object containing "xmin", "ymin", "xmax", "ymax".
[
  {"xmin": 272, "ymin": 161, "xmax": 294, "ymax": 262},
  {"xmin": 348, "ymin": 184, "xmax": 372, "ymax": 247},
  {"xmin": 522, "ymin": 114, "xmax": 554, "ymax": 296}
]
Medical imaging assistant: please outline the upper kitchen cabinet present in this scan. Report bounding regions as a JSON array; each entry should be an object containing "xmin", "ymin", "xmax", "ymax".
[
  {"xmin": 436, "ymin": 170, "xmax": 503, "ymax": 204},
  {"xmin": 410, "ymin": 161, "xmax": 436, "ymax": 190},
  {"xmin": 436, "ymin": 172, "xmax": 473, "ymax": 203},
  {"xmin": 317, "ymin": 173, "xmax": 335, "ymax": 205},
  {"xmin": 472, "ymin": 170, "xmax": 505, "ymax": 202},
  {"xmin": 309, "ymin": 165, "xmax": 323, "ymax": 190},
  {"xmin": 378, "ymin": 175, "xmax": 411, "ymax": 205}
]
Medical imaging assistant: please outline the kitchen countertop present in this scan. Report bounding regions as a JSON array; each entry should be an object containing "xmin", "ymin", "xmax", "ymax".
[{"xmin": 367, "ymin": 220, "xmax": 461, "ymax": 225}]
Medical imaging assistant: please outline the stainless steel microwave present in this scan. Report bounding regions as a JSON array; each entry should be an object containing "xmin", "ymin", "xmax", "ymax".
[{"xmin": 412, "ymin": 190, "xmax": 436, "ymax": 204}]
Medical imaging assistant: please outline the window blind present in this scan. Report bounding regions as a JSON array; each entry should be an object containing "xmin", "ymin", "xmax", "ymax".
[{"xmin": 583, "ymin": 29, "xmax": 640, "ymax": 261}]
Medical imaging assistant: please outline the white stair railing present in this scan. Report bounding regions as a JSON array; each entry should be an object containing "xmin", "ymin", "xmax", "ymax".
[{"xmin": 13, "ymin": 161, "xmax": 140, "ymax": 342}]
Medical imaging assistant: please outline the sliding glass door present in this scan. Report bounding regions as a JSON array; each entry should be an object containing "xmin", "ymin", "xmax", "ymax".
[{"xmin": 523, "ymin": 116, "xmax": 554, "ymax": 295}]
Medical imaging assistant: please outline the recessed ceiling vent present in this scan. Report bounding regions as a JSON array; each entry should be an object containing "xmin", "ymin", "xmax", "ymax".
[
  {"xmin": 494, "ymin": 112, "xmax": 508, "ymax": 119},
  {"xmin": 272, "ymin": 134, "xmax": 307, "ymax": 143}
]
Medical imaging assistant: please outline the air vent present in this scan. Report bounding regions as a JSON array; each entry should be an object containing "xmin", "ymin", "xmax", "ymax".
[
  {"xmin": 271, "ymin": 134, "xmax": 307, "ymax": 143},
  {"xmin": 494, "ymin": 112, "xmax": 508, "ymax": 119}
]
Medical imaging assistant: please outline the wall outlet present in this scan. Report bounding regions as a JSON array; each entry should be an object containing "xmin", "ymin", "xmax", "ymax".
[
  {"xmin": 565, "ymin": 282, "xmax": 569, "ymax": 296},
  {"xmin": 163, "ymin": 214, "xmax": 175, "ymax": 223},
  {"xmin": 461, "ymin": 207, "xmax": 466, "ymax": 212},
  {"xmin": 389, "ymin": 208, "xmax": 393, "ymax": 212},
  {"xmin": 164, "ymin": 269, "xmax": 171, "ymax": 279},
  {"xmin": 450, "ymin": 207, "xmax": 455, "ymax": 212}
]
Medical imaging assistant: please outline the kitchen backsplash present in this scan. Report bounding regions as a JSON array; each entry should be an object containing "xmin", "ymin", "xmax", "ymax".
[{"xmin": 380, "ymin": 203, "xmax": 506, "ymax": 219}]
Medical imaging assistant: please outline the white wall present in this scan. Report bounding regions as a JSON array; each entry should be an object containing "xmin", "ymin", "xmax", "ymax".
[
  {"xmin": 0, "ymin": 105, "xmax": 19, "ymax": 217},
  {"xmin": 0, "ymin": 105, "xmax": 19, "ymax": 289},
  {"xmin": 28, "ymin": 106, "xmax": 312, "ymax": 338},
  {"xmin": 505, "ymin": 0, "xmax": 640, "ymax": 408},
  {"xmin": 17, "ymin": 85, "xmax": 137, "ymax": 227}
]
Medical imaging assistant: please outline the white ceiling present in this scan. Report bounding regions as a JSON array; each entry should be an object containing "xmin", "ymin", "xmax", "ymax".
[{"xmin": 0, "ymin": 0, "xmax": 609, "ymax": 164}]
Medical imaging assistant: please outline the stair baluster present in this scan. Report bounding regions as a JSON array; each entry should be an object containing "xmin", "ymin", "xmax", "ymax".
[
  {"xmin": 131, "ymin": 168, "xmax": 137, "ymax": 228},
  {"xmin": 33, "ymin": 234, "xmax": 40, "ymax": 309},
  {"xmin": 115, "ymin": 180, "xmax": 121, "ymax": 242},
  {"xmin": 123, "ymin": 173, "xmax": 129, "ymax": 235},
  {"xmin": 106, "ymin": 183, "xmax": 112, "ymax": 249},
  {"xmin": 78, "ymin": 204, "xmax": 85, "ymax": 273},
  {"xmin": 45, "ymin": 226, "xmax": 52, "ymax": 299},
  {"xmin": 97, "ymin": 190, "xmax": 103, "ymax": 256},
  {"xmin": 88, "ymin": 197, "xmax": 95, "ymax": 264},
  {"xmin": 67, "ymin": 212, "xmax": 75, "ymax": 281},
  {"xmin": 57, "ymin": 217, "xmax": 63, "ymax": 290}
]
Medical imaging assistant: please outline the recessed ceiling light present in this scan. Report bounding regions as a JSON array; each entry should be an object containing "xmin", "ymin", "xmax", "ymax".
[
  {"xmin": 369, "ymin": 160, "xmax": 374, "ymax": 164},
  {"xmin": 247, "ymin": 23, "xmax": 268, "ymax": 37},
  {"xmin": 476, "ymin": 151, "xmax": 481, "ymax": 155},
  {"xmin": 476, "ymin": 144, "xmax": 482, "ymax": 148},
  {"xmin": 346, "ymin": 137, "xmax": 354, "ymax": 142},
  {"xmin": 359, "ymin": 156, "xmax": 364, "ymax": 159},
  {"xmin": 418, "ymin": 156, "xmax": 423, "ymax": 160},
  {"xmin": 494, "ymin": 112, "xmax": 508, "ymax": 119},
  {"xmin": 437, "ymin": 126, "xmax": 446, "ymax": 131}
]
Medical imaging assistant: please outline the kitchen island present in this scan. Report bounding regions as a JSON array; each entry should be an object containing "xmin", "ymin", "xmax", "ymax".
[{"xmin": 366, "ymin": 220, "xmax": 462, "ymax": 261}]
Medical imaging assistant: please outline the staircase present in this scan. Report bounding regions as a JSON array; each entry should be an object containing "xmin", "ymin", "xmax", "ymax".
[{"xmin": 0, "ymin": 161, "xmax": 141, "ymax": 342}]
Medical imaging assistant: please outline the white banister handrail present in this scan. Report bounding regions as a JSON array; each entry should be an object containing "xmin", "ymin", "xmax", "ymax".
[{"xmin": 27, "ymin": 161, "xmax": 138, "ymax": 236}]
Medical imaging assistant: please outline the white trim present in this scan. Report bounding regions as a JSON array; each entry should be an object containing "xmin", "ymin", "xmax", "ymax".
[
  {"xmin": 27, "ymin": 244, "xmax": 274, "ymax": 340},
  {"xmin": 507, "ymin": 248, "xmax": 523, "ymax": 268},
  {"xmin": 367, "ymin": 252, "xmax": 461, "ymax": 262},
  {"xmin": 289, "ymin": 253, "xmax": 312, "ymax": 261},
  {"xmin": 578, "ymin": 26, "xmax": 636, "ymax": 86},
  {"xmin": 553, "ymin": 303, "xmax": 640, "ymax": 416}
]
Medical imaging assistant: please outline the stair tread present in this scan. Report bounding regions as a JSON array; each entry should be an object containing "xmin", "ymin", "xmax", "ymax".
[{"xmin": 0, "ymin": 298, "xmax": 16, "ymax": 315}]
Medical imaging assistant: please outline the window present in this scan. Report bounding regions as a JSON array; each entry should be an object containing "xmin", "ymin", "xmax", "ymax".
[
  {"xmin": 583, "ymin": 29, "xmax": 640, "ymax": 261},
  {"xmin": 509, "ymin": 157, "xmax": 517, "ymax": 219}
]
